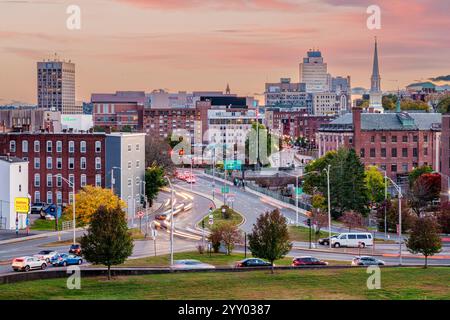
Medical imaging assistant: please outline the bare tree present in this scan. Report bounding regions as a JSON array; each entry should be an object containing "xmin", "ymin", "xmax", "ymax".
[
  {"xmin": 145, "ymin": 134, "xmax": 175, "ymax": 174},
  {"xmin": 339, "ymin": 210, "xmax": 364, "ymax": 232}
]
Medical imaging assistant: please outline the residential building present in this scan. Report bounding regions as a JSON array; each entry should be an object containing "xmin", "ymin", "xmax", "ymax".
[
  {"xmin": 318, "ymin": 107, "xmax": 441, "ymax": 183},
  {"xmin": 299, "ymin": 50, "xmax": 329, "ymax": 93},
  {"xmin": 264, "ymin": 78, "xmax": 307, "ymax": 109},
  {"xmin": 37, "ymin": 59, "xmax": 79, "ymax": 114},
  {"xmin": 0, "ymin": 156, "xmax": 28, "ymax": 230}
]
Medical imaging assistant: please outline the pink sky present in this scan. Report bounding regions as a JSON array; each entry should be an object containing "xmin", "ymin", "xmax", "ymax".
[{"xmin": 0, "ymin": 0, "xmax": 449, "ymax": 105}]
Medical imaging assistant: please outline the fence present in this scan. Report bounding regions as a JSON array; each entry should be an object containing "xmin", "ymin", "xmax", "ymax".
[{"xmin": 62, "ymin": 221, "xmax": 73, "ymax": 231}]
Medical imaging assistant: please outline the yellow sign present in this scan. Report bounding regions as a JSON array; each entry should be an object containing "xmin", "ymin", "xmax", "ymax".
[{"xmin": 14, "ymin": 197, "xmax": 29, "ymax": 213}]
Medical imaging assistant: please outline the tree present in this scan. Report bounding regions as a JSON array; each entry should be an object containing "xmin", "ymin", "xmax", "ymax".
[
  {"xmin": 248, "ymin": 209, "xmax": 292, "ymax": 273},
  {"xmin": 120, "ymin": 125, "xmax": 133, "ymax": 133},
  {"xmin": 437, "ymin": 204, "xmax": 450, "ymax": 234},
  {"xmin": 406, "ymin": 216, "xmax": 442, "ymax": 268},
  {"xmin": 64, "ymin": 186, "xmax": 127, "ymax": 226},
  {"xmin": 80, "ymin": 205, "xmax": 134, "ymax": 279},
  {"xmin": 339, "ymin": 211, "xmax": 364, "ymax": 232},
  {"xmin": 409, "ymin": 173, "xmax": 441, "ymax": 216},
  {"xmin": 208, "ymin": 226, "xmax": 222, "ymax": 253},
  {"xmin": 145, "ymin": 165, "xmax": 167, "ymax": 208},
  {"xmin": 365, "ymin": 165, "xmax": 386, "ymax": 207},
  {"xmin": 145, "ymin": 135, "xmax": 176, "ymax": 173},
  {"xmin": 245, "ymin": 122, "xmax": 280, "ymax": 167},
  {"xmin": 376, "ymin": 199, "xmax": 415, "ymax": 233},
  {"xmin": 219, "ymin": 222, "xmax": 242, "ymax": 255},
  {"xmin": 310, "ymin": 193, "xmax": 328, "ymax": 238},
  {"xmin": 408, "ymin": 165, "xmax": 432, "ymax": 187},
  {"xmin": 437, "ymin": 96, "xmax": 450, "ymax": 113}
]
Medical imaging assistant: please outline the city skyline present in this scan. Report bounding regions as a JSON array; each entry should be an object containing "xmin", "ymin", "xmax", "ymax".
[{"xmin": 1, "ymin": 0, "xmax": 450, "ymax": 105}]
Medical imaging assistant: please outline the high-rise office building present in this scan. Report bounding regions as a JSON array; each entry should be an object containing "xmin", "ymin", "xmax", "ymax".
[
  {"xmin": 37, "ymin": 59, "xmax": 78, "ymax": 114},
  {"xmin": 369, "ymin": 38, "xmax": 383, "ymax": 113},
  {"xmin": 299, "ymin": 50, "xmax": 329, "ymax": 93}
]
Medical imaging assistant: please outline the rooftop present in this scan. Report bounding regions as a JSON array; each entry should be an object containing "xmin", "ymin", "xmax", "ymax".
[{"xmin": 0, "ymin": 155, "xmax": 28, "ymax": 164}]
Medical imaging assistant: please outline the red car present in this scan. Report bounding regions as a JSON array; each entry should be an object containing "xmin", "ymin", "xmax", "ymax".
[{"xmin": 292, "ymin": 256, "xmax": 328, "ymax": 266}]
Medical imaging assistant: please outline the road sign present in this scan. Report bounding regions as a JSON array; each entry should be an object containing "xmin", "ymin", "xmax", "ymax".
[
  {"xmin": 208, "ymin": 214, "xmax": 214, "ymax": 225},
  {"xmin": 224, "ymin": 160, "xmax": 242, "ymax": 170},
  {"xmin": 227, "ymin": 196, "xmax": 235, "ymax": 203},
  {"xmin": 14, "ymin": 197, "xmax": 29, "ymax": 213},
  {"xmin": 221, "ymin": 186, "xmax": 230, "ymax": 194},
  {"xmin": 151, "ymin": 229, "xmax": 158, "ymax": 239},
  {"xmin": 295, "ymin": 187, "xmax": 303, "ymax": 196},
  {"xmin": 137, "ymin": 211, "xmax": 145, "ymax": 218}
]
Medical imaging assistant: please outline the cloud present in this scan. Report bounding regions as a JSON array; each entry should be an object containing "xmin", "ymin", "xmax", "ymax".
[{"xmin": 429, "ymin": 75, "xmax": 450, "ymax": 82}]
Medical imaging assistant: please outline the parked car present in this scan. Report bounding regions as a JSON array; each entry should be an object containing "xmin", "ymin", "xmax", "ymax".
[
  {"xmin": 30, "ymin": 202, "xmax": 46, "ymax": 215},
  {"xmin": 351, "ymin": 256, "xmax": 385, "ymax": 266},
  {"xmin": 172, "ymin": 259, "xmax": 215, "ymax": 270},
  {"xmin": 69, "ymin": 244, "xmax": 82, "ymax": 256},
  {"xmin": 318, "ymin": 235, "xmax": 338, "ymax": 246},
  {"xmin": 292, "ymin": 256, "xmax": 328, "ymax": 266},
  {"xmin": 51, "ymin": 253, "xmax": 83, "ymax": 267},
  {"xmin": 12, "ymin": 256, "xmax": 47, "ymax": 272},
  {"xmin": 155, "ymin": 214, "xmax": 167, "ymax": 221},
  {"xmin": 331, "ymin": 233, "xmax": 374, "ymax": 248},
  {"xmin": 235, "ymin": 258, "xmax": 272, "ymax": 268},
  {"xmin": 186, "ymin": 177, "xmax": 196, "ymax": 184},
  {"xmin": 34, "ymin": 250, "xmax": 58, "ymax": 263}
]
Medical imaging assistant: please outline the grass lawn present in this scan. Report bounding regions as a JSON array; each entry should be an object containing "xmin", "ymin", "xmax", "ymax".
[
  {"xmin": 289, "ymin": 226, "xmax": 335, "ymax": 242},
  {"xmin": 199, "ymin": 207, "xmax": 244, "ymax": 230},
  {"xmin": 129, "ymin": 228, "xmax": 146, "ymax": 240},
  {"xmin": 0, "ymin": 267, "xmax": 448, "ymax": 300},
  {"xmin": 30, "ymin": 214, "xmax": 70, "ymax": 231}
]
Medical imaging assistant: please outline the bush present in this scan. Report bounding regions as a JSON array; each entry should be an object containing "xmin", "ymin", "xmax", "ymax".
[{"xmin": 220, "ymin": 205, "xmax": 233, "ymax": 220}]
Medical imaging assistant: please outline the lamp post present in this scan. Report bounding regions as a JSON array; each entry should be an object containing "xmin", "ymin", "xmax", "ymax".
[
  {"xmin": 324, "ymin": 165, "xmax": 332, "ymax": 249},
  {"xmin": 384, "ymin": 175, "xmax": 403, "ymax": 266},
  {"xmin": 53, "ymin": 175, "xmax": 76, "ymax": 245},
  {"xmin": 165, "ymin": 176, "xmax": 175, "ymax": 267}
]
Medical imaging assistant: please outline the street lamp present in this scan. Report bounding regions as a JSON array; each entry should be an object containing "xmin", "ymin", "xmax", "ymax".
[
  {"xmin": 165, "ymin": 175, "xmax": 175, "ymax": 267},
  {"xmin": 53, "ymin": 174, "xmax": 76, "ymax": 245},
  {"xmin": 384, "ymin": 175, "xmax": 403, "ymax": 266},
  {"xmin": 323, "ymin": 165, "xmax": 332, "ymax": 249}
]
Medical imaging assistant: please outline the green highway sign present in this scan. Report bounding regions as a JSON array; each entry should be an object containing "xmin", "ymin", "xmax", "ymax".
[
  {"xmin": 295, "ymin": 187, "xmax": 303, "ymax": 196},
  {"xmin": 221, "ymin": 186, "xmax": 230, "ymax": 194},
  {"xmin": 224, "ymin": 160, "xmax": 242, "ymax": 170}
]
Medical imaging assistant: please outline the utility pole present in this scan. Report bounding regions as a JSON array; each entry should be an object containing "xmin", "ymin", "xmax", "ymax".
[{"xmin": 326, "ymin": 165, "xmax": 332, "ymax": 249}]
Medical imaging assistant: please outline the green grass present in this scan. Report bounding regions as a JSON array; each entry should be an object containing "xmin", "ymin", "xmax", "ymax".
[
  {"xmin": 199, "ymin": 207, "xmax": 244, "ymax": 230},
  {"xmin": 0, "ymin": 267, "xmax": 448, "ymax": 300},
  {"xmin": 129, "ymin": 228, "xmax": 145, "ymax": 240},
  {"xmin": 289, "ymin": 226, "xmax": 336, "ymax": 242},
  {"xmin": 30, "ymin": 218, "xmax": 63, "ymax": 231}
]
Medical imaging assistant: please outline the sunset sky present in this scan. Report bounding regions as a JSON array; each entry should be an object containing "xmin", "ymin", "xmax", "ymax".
[{"xmin": 0, "ymin": 0, "xmax": 449, "ymax": 105}]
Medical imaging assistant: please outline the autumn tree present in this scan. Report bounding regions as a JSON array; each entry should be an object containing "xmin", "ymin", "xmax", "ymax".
[
  {"xmin": 408, "ymin": 165, "xmax": 433, "ymax": 187},
  {"xmin": 310, "ymin": 193, "xmax": 328, "ymax": 239},
  {"xmin": 145, "ymin": 134, "xmax": 175, "ymax": 173},
  {"xmin": 376, "ymin": 199, "xmax": 415, "ymax": 233},
  {"xmin": 365, "ymin": 165, "xmax": 386, "ymax": 208},
  {"xmin": 248, "ymin": 209, "xmax": 292, "ymax": 273},
  {"xmin": 80, "ymin": 206, "xmax": 134, "ymax": 279},
  {"xmin": 64, "ymin": 186, "xmax": 127, "ymax": 226},
  {"xmin": 406, "ymin": 216, "xmax": 442, "ymax": 268},
  {"xmin": 339, "ymin": 211, "xmax": 364, "ymax": 232},
  {"xmin": 437, "ymin": 204, "xmax": 450, "ymax": 234},
  {"xmin": 409, "ymin": 173, "xmax": 441, "ymax": 216},
  {"xmin": 218, "ymin": 222, "xmax": 242, "ymax": 255}
]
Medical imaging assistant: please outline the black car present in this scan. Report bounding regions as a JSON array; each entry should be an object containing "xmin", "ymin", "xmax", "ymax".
[
  {"xmin": 235, "ymin": 258, "xmax": 272, "ymax": 268},
  {"xmin": 69, "ymin": 244, "xmax": 82, "ymax": 256},
  {"xmin": 318, "ymin": 235, "xmax": 337, "ymax": 246}
]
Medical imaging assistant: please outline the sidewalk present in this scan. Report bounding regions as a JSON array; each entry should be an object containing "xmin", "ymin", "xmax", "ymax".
[{"xmin": 0, "ymin": 227, "xmax": 85, "ymax": 246}]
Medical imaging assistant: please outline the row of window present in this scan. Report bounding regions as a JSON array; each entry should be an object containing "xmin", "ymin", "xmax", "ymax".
[
  {"xmin": 9, "ymin": 140, "xmax": 102, "ymax": 154},
  {"xmin": 34, "ymin": 174, "xmax": 102, "ymax": 189},
  {"xmin": 32, "ymin": 157, "xmax": 102, "ymax": 170},
  {"xmin": 360, "ymin": 147, "xmax": 421, "ymax": 158},
  {"xmin": 369, "ymin": 135, "xmax": 426, "ymax": 143}
]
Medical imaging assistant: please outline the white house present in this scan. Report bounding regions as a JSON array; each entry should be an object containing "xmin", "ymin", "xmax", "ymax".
[{"xmin": 0, "ymin": 156, "xmax": 29, "ymax": 230}]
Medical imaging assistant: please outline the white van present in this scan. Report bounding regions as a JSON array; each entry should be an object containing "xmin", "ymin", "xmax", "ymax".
[{"xmin": 331, "ymin": 233, "xmax": 373, "ymax": 248}]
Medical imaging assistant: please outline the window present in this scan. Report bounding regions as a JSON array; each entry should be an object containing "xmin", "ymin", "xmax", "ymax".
[
  {"xmin": 47, "ymin": 174, "xmax": 53, "ymax": 187},
  {"xmin": 424, "ymin": 135, "xmax": 428, "ymax": 143},
  {"xmin": 348, "ymin": 234, "xmax": 357, "ymax": 239},
  {"xmin": 370, "ymin": 148, "xmax": 375, "ymax": 158},
  {"xmin": 68, "ymin": 157, "xmax": 74, "ymax": 170},
  {"xmin": 34, "ymin": 191, "xmax": 41, "ymax": 203},
  {"xmin": 391, "ymin": 164, "xmax": 398, "ymax": 172},
  {"xmin": 56, "ymin": 141, "xmax": 62, "ymax": 153},
  {"xmin": 80, "ymin": 141, "xmax": 86, "ymax": 153},
  {"xmin": 46, "ymin": 191, "xmax": 52, "ymax": 204},
  {"xmin": 127, "ymin": 178, "xmax": 132, "ymax": 187},
  {"xmin": 69, "ymin": 141, "xmax": 75, "ymax": 153},
  {"xmin": 34, "ymin": 158, "xmax": 40, "ymax": 169},
  {"xmin": 360, "ymin": 148, "xmax": 365, "ymax": 158},
  {"xmin": 136, "ymin": 144, "xmax": 140, "ymax": 151},
  {"xmin": 381, "ymin": 148, "xmax": 386, "ymax": 157},
  {"xmin": 424, "ymin": 148, "xmax": 428, "ymax": 156},
  {"xmin": 56, "ymin": 158, "xmax": 62, "ymax": 169},
  {"xmin": 69, "ymin": 192, "xmax": 74, "ymax": 204},
  {"xmin": 95, "ymin": 157, "xmax": 101, "ymax": 170},
  {"xmin": 46, "ymin": 141, "xmax": 52, "ymax": 153},
  {"xmin": 370, "ymin": 136, "xmax": 375, "ymax": 143},
  {"xmin": 381, "ymin": 164, "xmax": 386, "ymax": 171},
  {"xmin": 69, "ymin": 174, "xmax": 74, "ymax": 187},
  {"xmin": 402, "ymin": 148, "xmax": 408, "ymax": 157},
  {"xmin": 127, "ymin": 144, "xmax": 132, "ymax": 152},
  {"xmin": 391, "ymin": 148, "xmax": 397, "ymax": 158},
  {"xmin": 95, "ymin": 141, "xmax": 101, "ymax": 153},
  {"xmin": 56, "ymin": 192, "xmax": 62, "ymax": 205},
  {"xmin": 402, "ymin": 164, "xmax": 408, "ymax": 172},
  {"xmin": 81, "ymin": 174, "xmax": 87, "ymax": 187},
  {"xmin": 136, "ymin": 160, "xmax": 140, "ymax": 168},
  {"xmin": 136, "ymin": 177, "xmax": 140, "ymax": 186},
  {"xmin": 34, "ymin": 174, "xmax": 40, "ymax": 187},
  {"xmin": 56, "ymin": 174, "xmax": 62, "ymax": 188},
  {"xmin": 95, "ymin": 174, "xmax": 102, "ymax": 187},
  {"xmin": 9, "ymin": 141, "xmax": 16, "ymax": 153},
  {"xmin": 391, "ymin": 136, "xmax": 397, "ymax": 143},
  {"xmin": 80, "ymin": 157, "xmax": 86, "ymax": 170},
  {"xmin": 34, "ymin": 140, "xmax": 40, "ymax": 152},
  {"xmin": 381, "ymin": 136, "xmax": 386, "ymax": 143},
  {"xmin": 46, "ymin": 157, "xmax": 52, "ymax": 169},
  {"xmin": 128, "ymin": 161, "xmax": 132, "ymax": 169},
  {"xmin": 22, "ymin": 140, "xmax": 28, "ymax": 153},
  {"xmin": 413, "ymin": 148, "xmax": 418, "ymax": 157},
  {"xmin": 413, "ymin": 136, "xmax": 418, "ymax": 142},
  {"xmin": 402, "ymin": 136, "xmax": 408, "ymax": 143}
]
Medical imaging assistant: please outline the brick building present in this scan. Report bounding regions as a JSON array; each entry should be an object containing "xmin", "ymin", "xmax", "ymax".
[
  {"xmin": 318, "ymin": 107, "xmax": 441, "ymax": 183},
  {"xmin": 440, "ymin": 113, "xmax": 450, "ymax": 203},
  {"xmin": 0, "ymin": 132, "xmax": 106, "ymax": 205},
  {"xmin": 265, "ymin": 108, "xmax": 336, "ymax": 147}
]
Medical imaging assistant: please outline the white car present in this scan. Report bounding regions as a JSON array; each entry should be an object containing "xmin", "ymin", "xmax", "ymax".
[
  {"xmin": 12, "ymin": 256, "xmax": 47, "ymax": 272},
  {"xmin": 172, "ymin": 259, "xmax": 215, "ymax": 270},
  {"xmin": 331, "ymin": 232, "xmax": 374, "ymax": 248},
  {"xmin": 34, "ymin": 250, "xmax": 58, "ymax": 263}
]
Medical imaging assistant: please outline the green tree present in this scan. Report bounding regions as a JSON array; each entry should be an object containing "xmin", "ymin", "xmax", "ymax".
[
  {"xmin": 248, "ymin": 209, "xmax": 292, "ymax": 273},
  {"xmin": 365, "ymin": 165, "xmax": 386, "ymax": 207},
  {"xmin": 145, "ymin": 165, "xmax": 167, "ymax": 207},
  {"xmin": 217, "ymin": 222, "xmax": 242, "ymax": 255},
  {"xmin": 120, "ymin": 125, "xmax": 133, "ymax": 133},
  {"xmin": 376, "ymin": 199, "xmax": 415, "ymax": 233},
  {"xmin": 437, "ymin": 96, "xmax": 450, "ymax": 113},
  {"xmin": 406, "ymin": 216, "xmax": 442, "ymax": 268},
  {"xmin": 80, "ymin": 206, "xmax": 134, "ymax": 279},
  {"xmin": 408, "ymin": 165, "xmax": 432, "ymax": 187}
]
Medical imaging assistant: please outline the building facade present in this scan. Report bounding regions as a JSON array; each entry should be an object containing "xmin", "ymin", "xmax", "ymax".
[
  {"xmin": 0, "ymin": 156, "xmax": 29, "ymax": 230},
  {"xmin": 264, "ymin": 78, "xmax": 307, "ymax": 109},
  {"xmin": 440, "ymin": 113, "xmax": 450, "ymax": 203},
  {"xmin": 37, "ymin": 60, "xmax": 78, "ymax": 114},
  {"xmin": 318, "ymin": 108, "xmax": 441, "ymax": 182},
  {"xmin": 0, "ymin": 107, "xmax": 61, "ymax": 133},
  {"xmin": 299, "ymin": 50, "xmax": 329, "ymax": 93}
]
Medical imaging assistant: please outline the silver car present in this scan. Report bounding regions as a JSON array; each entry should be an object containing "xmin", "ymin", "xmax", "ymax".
[
  {"xmin": 351, "ymin": 256, "xmax": 385, "ymax": 266},
  {"xmin": 172, "ymin": 259, "xmax": 215, "ymax": 270}
]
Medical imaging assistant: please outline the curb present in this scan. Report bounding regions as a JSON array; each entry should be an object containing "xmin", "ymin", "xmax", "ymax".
[{"xmin": 0, "ymin": 227, "xmax": 86, "ymax": 246}]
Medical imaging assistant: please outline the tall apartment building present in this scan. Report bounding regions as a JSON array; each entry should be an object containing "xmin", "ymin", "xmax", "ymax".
[
  {"xmin": 37, "ymin": 60, "xmax": 79, "ymax": 114},
  {"xmin": 317, "ymin": 107, "xmax": 441, "ymax": 183},
  {"xmin": 299, "ymin": 50, "xmax": 329, "ymax": 93},
  {"xmin": 265, "ymin": 78, "xmax": 307, "ymax": 109}
]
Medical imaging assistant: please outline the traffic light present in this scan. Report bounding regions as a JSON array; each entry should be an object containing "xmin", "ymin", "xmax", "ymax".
[
  {"xmin": 178, "ymin": 149, "xmax": 185, "ymax": 156},
  {"xmin": 306, "ymin": 218, "xmax": 311, "ymax": 227}
]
